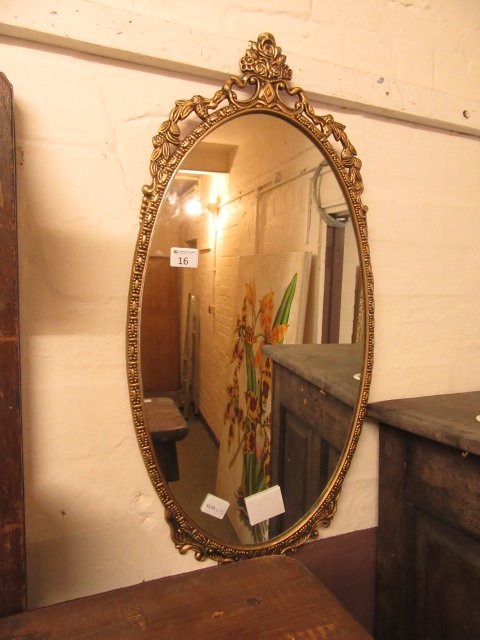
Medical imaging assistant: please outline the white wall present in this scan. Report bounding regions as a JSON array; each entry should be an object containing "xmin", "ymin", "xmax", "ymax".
[
  {"xmin": 179, "ymin": 117, "xmax": 324, "ymax": 442},
  {"xmin": 179, "ymin": 116, "xmax": 361, "ymax": 443},
  {"xmin": 1, "ymin": 38, "xmax": 223, "ymax": 608},
  {"xmin": 1, "ymin": 0, "xmax": 479, "ymax": 609},
  {"xmin": 98, "ymin": 0, "xmax": 480, "ymax": 102}
]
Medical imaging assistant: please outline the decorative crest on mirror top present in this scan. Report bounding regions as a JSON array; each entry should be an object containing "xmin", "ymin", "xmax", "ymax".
[{"xmin": 127, "ymin": 33, "xmax": 374, "ymax": 563}]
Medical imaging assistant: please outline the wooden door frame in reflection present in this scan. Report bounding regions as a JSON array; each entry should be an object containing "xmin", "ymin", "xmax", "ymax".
[
  {"xmin": 322, "ymin": 225, "xmax": 345, "ymax": 344},
  {"xmin": 127, "ymin": 33, "xmax": 374, "ymax": 563},
  {"xmin": 141, "ymin": 256, "xmax": 180, "ymax": 393}
]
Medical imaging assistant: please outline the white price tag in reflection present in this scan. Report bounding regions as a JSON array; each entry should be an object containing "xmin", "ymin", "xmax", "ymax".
[
  {"xmin": 170, "ymin": 247, "xmax": 198, "ymax": 268},
  {"xmin": 200, "ymin": 494, "xmax": 230, "ymax": 520},
  {"xmin": 244, "ymin": 485, "xmax": 285, "ymax": 526}
]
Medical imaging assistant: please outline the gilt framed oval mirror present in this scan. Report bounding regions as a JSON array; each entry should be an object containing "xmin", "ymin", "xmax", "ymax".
[{"xmin": 127, "ymin": 33, "xmax": 374, "ymax": 562}]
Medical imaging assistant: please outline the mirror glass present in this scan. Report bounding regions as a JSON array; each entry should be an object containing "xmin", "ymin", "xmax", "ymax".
[{"xmin": 139, "ymin": 113, "xmax": 363, "ymax": 546}]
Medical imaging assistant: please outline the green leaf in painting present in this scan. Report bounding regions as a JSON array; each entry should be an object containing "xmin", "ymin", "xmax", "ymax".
[
  {"xmin": 272, "ymin": 273, "xmax": 297, "ymax": 330},
  {"xmin": 245, "ymin": 343, "xmax": 256, "ymax": 394}
]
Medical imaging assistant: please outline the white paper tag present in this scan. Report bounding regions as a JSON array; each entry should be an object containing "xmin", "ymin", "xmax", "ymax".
[
  {"xmin": 244, "ymin": 485, "xmax": 285, "ymax": 526},
  {"xmin": 170, "ymin": 247, "xmax": 198, "ymax": 268},
  {"xmin": 200, "ymin": 494, "xmax": 230, "ymax": 520},
  {"xmin": 144, "ymin": 398, "xmax": 152, "ymax": 403}
]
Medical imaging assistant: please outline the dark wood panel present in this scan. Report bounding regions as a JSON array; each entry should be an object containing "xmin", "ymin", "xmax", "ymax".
[
  {"xmin": 291, "ymin": 528, "xmax": 377, "ymax": 638},
  {"xmin": 273, "ymin": 366, "xmax": 327, "ymax": 429},
  {"xmin": 414, "ymin": 512, "xmax": 480, "ymax": 640},
  {"xmin": 282, "ymin": 409, "xmax": 320, "ymax": 529},
  {"xmin": 406, "ymin": 434, "xmax": 480, "ymax": 538},
  {"xmin": 270, "ymin": 362, "xmax": 354, "ymax": 537},
  {"xmin": 322, "ymin": 390, "xmax": 355, "ymax": 450},
  {"xmin": 321, "ymin": 225, "xmax": 345, "ymax": 344},
  {"xmin": 271, "ymin": 366, "xmax": 352, "ymax": 449},
  {"xmin": 376, "ymin": 423, "xmax": 407, "ymax": 640},
  {"xmin": 140, "ymin": 257, "xmax": 180, "ymax": 392},
  {"xmin": 320, "ymin": 437, "xmax": 341, "ymax": 492},
  {"xmin": 375, "ymin": 392, "xmax": 480, "ymax": 640},
  {"xmin": 0, "ymin": 72, "xmax": 26, "ymax": 617},
  {"xmin": 0, "ymin": 556, "xmax": 372, "ymax": 639}
]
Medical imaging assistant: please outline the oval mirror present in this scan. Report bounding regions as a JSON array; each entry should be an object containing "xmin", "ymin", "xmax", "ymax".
[{"xmin": 127, "ymin": 34, "xmax": 374, "ymax": 561}]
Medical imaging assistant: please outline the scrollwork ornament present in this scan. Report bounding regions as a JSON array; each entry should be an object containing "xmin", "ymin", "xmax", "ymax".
[{"xmin": 127, "ymin": 33, "xmax": 374, "ymax": 563}]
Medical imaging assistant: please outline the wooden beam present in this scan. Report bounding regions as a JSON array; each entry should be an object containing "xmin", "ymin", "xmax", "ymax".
[{"xmin": 0, "ymin": 72, "xmax": 26, "ymax": 617}]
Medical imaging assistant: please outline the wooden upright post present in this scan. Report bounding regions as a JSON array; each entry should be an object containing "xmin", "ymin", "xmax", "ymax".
[{"xmin": 0, "ymin": 72, "xmax": 26, "ymax": 616}]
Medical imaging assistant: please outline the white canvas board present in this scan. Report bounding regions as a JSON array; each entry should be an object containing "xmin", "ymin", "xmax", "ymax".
[{"xmin": 215, "ymin": 251, "xmax": 311, "ymax": 544}]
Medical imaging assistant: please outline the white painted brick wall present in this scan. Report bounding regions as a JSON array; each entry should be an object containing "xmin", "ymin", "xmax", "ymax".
[
  {"xmin": 181, "ymin": 115, "xmax": 365, "ymax": 447},
  {"xmin": 99, "ymin": 0, "xmax": 480, "ymax": 100},
  {"xmin": 0, "ymin": 0, "xmax": 479, "ymax": 609}
]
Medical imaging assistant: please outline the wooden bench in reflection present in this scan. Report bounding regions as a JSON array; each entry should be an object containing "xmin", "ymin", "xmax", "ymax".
[{"xmin": 144, "ymin": 397, "xmax": 188, "ymax": 482}]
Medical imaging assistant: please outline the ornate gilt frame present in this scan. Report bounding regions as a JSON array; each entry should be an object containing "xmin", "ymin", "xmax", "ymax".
[{"xmin": 127, "ymin": 33, "xmax": 374, "ymax": 562}]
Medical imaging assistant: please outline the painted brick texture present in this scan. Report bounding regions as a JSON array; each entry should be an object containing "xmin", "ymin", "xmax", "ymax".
[{"xmin": 0, "ymin": 0, "xmax": 478, "ymax": 610}]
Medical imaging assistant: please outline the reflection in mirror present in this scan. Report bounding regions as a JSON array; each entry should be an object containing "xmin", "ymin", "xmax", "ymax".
[{"xmin": 140, "ymin": 114, "xmax": 362, "ymax": 545}]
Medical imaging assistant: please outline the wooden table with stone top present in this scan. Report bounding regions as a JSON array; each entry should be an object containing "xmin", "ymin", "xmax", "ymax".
[{"xmin": 0, "ymin": 556, "xmax": 373, "ymax": 639}]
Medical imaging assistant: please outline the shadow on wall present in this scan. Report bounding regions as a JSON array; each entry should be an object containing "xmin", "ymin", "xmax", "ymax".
[
  {"xmin": 13, "ymin": 102, "xmax": 175, "ymax": 609},
  {"xmin": 14, "ymin": 102, "xmax": 137, "ymax": 338}
]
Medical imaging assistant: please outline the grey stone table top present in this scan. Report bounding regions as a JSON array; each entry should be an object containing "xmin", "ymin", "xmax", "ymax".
[
  {"xmin": 263, "ymin": 343, "xmax": 480, "ymax": 455},
  {"xmin": 368, "ymin": 391, "xmax": 480, "ymax": 455},
  {"xmin": 262, "ymin": 343, "xmax": 363, "ymax": 408}
]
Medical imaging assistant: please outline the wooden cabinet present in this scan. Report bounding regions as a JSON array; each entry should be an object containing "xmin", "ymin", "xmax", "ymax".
[
  {"xmin": 263, "ymin": 344, "xmax": 363, "ymax": 536},
  {"xmin": 369, "ymin": 392, "xmax": 480, "ymax": 640}
]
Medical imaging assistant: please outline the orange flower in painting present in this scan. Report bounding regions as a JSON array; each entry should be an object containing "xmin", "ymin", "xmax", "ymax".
[
  {"xmin": 243, "ymin": 430, "xmax": 255, "ymax": 455},
  {"xmin": 224, "ymin": 273, "xmax": 297, "ymax": 541},
  {"xmin": 259, "ymin": 291, "xmax": 274, "ymax": 334},
  {"xmin": 245, "ymin": 281, "xmax": 256, "ymax": 307},
  {"xmin": 235, "ymin": 297, "xmax": 248, "ymax": 338},
  {"xmin": 255, "ymin": 424, "xmax": 266, "ymax": 462},
  {"xmin": 237, "ymin": 407, "xmax": 246, "ymax": 432},
  {"xmin": 245, "ymin": 391, "xmax": 260, "ymax": 424},
  {"xmin": 261, "ymin": 357, "xmax": 273, "ymax": 407},
  {"xmin": 252, "ymin": 343, "xmax": 263, "ymax": 368},
  {"xmin": 228, "ymin": 421, "xmax": 235, "ymax": 449},
  {"xmin": 226, "ymin": 369, "xmax": 239, "ymax": 403},
  {"xmin": 231, "ymin": 340, "xmax": 244, "ymax": 366},
  {"xmin": 267, "ymin": 323, "xmax": 289, "ymax": 344},
  {"xmin": 262, "ymin": 420, "xmax": 271, "ymax": 486},
  {"xmin": 224, "ymin": 368, "xmax": 240, "ymax": 433},
  {"xmin": 252, "ymin": 323, "xmax": 290, "ymax": 368},
  {"xmin": 232, "ymin": 296, "xmax": 247, "ymax": 364},
  {"xmin": 224, "ymin": 402, "xmax": 233, "ymax": 424},
  {"xmin": 244, "ymin": 326, "xmax": 257, "ymax": 346}
]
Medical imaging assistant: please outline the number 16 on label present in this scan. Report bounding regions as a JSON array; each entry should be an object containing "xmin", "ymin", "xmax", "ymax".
[{"xmin": 170, "ymin": 247, "xmax": 198, "ymax": 269}]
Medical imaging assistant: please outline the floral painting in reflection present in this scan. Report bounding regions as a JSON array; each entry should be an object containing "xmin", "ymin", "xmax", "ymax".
[{"xmin": 216, "ymin": 252, "xmax": 311, "ymax": 543}]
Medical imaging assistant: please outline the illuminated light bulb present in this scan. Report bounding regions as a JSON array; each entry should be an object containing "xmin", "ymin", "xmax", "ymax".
[{"xmin": 185, "ymin": 197, "xmax": 202, "ymax": 216}]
